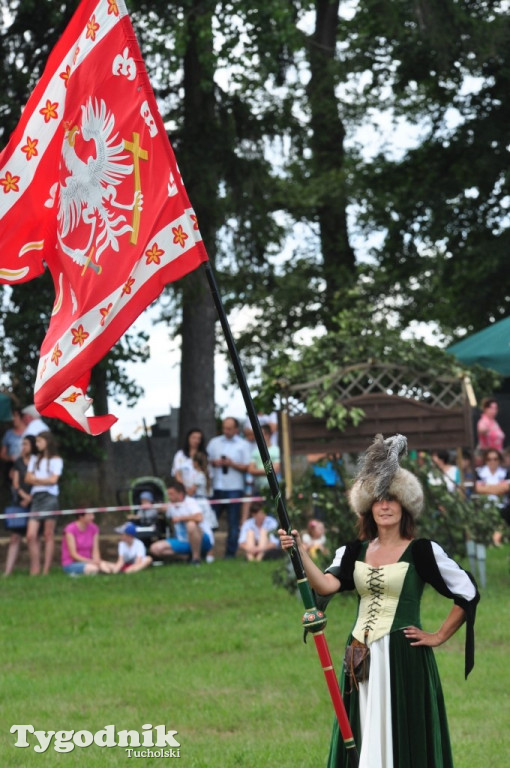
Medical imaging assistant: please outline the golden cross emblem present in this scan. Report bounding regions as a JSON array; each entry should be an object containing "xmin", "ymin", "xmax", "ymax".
[{"xmin": 124, "ymin": 131, "xmax": 148, "ymax": 245}]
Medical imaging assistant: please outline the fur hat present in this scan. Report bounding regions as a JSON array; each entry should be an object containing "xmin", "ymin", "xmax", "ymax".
[{"xmin": 349, "ymin": 434, "xmax": 424, "ymax": 519}]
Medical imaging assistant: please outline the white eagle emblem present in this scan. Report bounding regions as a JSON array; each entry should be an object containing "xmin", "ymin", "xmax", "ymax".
[{"xmin": 57, "ymin": 98, "xmax": 143, "ymax": 273}]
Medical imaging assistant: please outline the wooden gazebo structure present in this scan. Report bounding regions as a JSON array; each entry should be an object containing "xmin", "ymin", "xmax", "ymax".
[{"xmin": 278, "ymin": 362, "xmax": 475, "ymax": 494}]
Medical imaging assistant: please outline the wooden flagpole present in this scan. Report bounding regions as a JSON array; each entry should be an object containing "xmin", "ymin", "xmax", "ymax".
[{"xmin": 203, "ymin": 262, "xmax": 359, "ymax": 765}]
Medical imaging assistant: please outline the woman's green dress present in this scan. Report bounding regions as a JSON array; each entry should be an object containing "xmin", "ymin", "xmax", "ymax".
[{"xmin": 324, "ymin": 539, "xmax": 479, "ymax": 768}]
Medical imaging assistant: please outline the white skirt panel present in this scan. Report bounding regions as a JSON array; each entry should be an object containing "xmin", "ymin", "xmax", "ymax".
[{"xmin": 358, "ymin": 634, "xmax": 393, "ymax": 768}]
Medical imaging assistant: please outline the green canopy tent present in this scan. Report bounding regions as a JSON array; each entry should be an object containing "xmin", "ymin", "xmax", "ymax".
[
  {"xmin": 0, "ymin": 393, "xmax": 13, "ymax": 422},
  {"xmin": 449, "ymin": 318, "xmax": 510, "ymax": 448},
  {"xmin": 448, "ymin": 316, "xmax": 510, "ymax": 376}
]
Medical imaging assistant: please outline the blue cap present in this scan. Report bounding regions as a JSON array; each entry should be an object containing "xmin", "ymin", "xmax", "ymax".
[{"xmin": 122, "ymin": 522, "xmax": 138, "ymax": 537}]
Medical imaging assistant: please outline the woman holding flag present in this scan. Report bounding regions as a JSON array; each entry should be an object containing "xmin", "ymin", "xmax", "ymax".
[{"xmin": 279, "ymin": 434, "xmax": 480, "ymax": 768}]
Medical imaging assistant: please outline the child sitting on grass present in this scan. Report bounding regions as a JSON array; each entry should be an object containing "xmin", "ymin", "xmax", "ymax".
[
  {"xmin": 238, "ymin": 502, "xmax": 280, "ymax": 562},
  {"xmin": 113, "ymin": 522, "xmax": 153, "ymax": 573}
]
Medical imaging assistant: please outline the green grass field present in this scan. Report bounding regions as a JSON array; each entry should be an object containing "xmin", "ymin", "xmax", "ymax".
[{"xmin": 1, "ymin": 548, "xmax": 509, "ymax": 767}]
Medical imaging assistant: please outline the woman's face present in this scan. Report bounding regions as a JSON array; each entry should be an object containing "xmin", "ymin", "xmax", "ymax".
[
  {"xmin": 485, "ymin": 452, "xmax": 501, "ymax": 468},
  {"xmin": 21, "ymin": 438, "xmax": 32, "ymax": 456},
  {"xmin": 188, "ymin": 431, "xmax": 202, "ymax": 450},
  {"xmin": 485, "ymin": 402, "xmax": 498, "ymax": 418},
  {"xmin": 35, "ymin": 435, "xmax": 47, "ymax": 453},
  {"xmin": 371, "ymin": 497, "xmax": 403, "ymax": 529}
]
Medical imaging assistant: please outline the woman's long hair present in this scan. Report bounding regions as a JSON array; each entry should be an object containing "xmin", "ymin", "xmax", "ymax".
[
  {"xmin": 193, "ymin": 450, "xmax": 211, "ymax": 495},
  {"xmin": 35, "ymin": 431, "xmax": 59, "ymax": 469},
  {"xmin": 22, "ymin": 434, "xmax": 37, "ymax": 462},
  {"xmin": 356, "ymin": 506, "xmax": 416, "ymax": 541},
  {"xmin": 182, "ymin": 428, "xmax": 206, "ymax": 457}
]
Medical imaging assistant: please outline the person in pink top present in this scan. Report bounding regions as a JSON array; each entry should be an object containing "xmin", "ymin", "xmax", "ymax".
[
  {"xmin": 61, "ymin": 512, "xmax": 115, "ymax": 575},
  {"xmin": 477, "ymin": 398, "xmax": 505, "ymax": 452}
]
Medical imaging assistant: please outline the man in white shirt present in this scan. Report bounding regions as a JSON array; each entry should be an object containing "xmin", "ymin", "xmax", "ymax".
[
  {"xmin": 207, "ymin": 417, "xmax": 250, "ymax": 558},
  {"xmin": 149, "ymin": 480, "xmax": 214, "ymax": 565},
  {"xmin": 21, "ymin": 405, "xmax": 49, "ymax": 437}
]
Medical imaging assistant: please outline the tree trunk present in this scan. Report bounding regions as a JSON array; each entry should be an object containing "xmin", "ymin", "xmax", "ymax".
[
  {"xmin": 308, "ymin": 1, "xmax": 356, "ymax": 322},
  {"xmin": 179, "ymin": 270, "xmax": 217, "ymax": 443},
  {"xmin": 178, "ymin": 3, "xmax": 222, "ymax": 444}
]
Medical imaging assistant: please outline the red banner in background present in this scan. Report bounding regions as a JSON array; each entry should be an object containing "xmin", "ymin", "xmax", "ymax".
[{"xmin": 0, "ymin": 0, "xmax": 208, "ymax": 434}]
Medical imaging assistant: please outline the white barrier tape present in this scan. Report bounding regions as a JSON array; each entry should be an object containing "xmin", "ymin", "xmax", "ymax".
[
  {"xmin": 0, "ymin": 496, "xmax": 266, "ymax": 521},
  {"xmin": 209, "ymin": 495, "xmax": 265, "ymax": 505}
]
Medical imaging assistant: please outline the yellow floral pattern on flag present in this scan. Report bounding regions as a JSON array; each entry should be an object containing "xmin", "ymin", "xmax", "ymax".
[
  {"xmin": 145, "ymin": 243, "xmax": 164, "ymax": 265},
  {"xmin": 51, "ymin": 344, "xmax": 63, "ymax": 366},
  {"xmin": 39, "ymin": 100, "xmax": 59, "ymax": 123},
  {"xmin": 172, "ymin": 225, "xmax": 188, "ymax": 247},
  {"xmin": 0, "ymin": 172, "xmax": 20, "ymax": 193},
  {"xmin": 86, "ymin": 15, "xmax": 100, "ymax": 41},
  {"xmin": 21, "ymin": 138, "xmax": 39, "ymax": 160},
  {"xmin": 71, "ymin": 325, "xmax": 90, "ymax": 347}
]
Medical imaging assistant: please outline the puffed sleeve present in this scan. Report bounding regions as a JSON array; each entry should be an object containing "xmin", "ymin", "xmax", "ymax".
[
  {"xmin": 324, "ymin": 539, "xmax": 363, "ymax": 592},
  {"xmin": 413, "ymin": 539, "xmax": 480, "ymax": 678}
]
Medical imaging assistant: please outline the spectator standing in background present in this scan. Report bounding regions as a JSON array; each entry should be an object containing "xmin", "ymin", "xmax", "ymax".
[
  {"xmin": 477, "ymin": 398, "xmax": 505, "ymax": 452},
  {"xmin": 241, "ymin": 422, "xmax": 256, "ymax": 525},
  {"xmin": 247, "ymin": 423, "xmax": 281, "ymax": 493},
  {"xmin": 21, "ymin": 405, "xmax": 49, "ymax": 437},
  {"xmin": 207, "ymin": 417, "xmax": 249, "ymax": 559},
  {"xmin": 460, "ymin": 449, "xmax": 476, "ymax": 499},
  {"xmin": 474, "ymin": 449, "xmax": 510, "ymax": 548},
  {"xmin": 308, "ymin": 452, "xmax": 343, "ymax": 522},
  {"xmin": 171, "ymin": 428, "xmax": 207, "ymax": 489},
  {"xmin": 3, "ymin": 435, "xmax": 37, "ymax": 576},
  {"xmin": 431, "ymin": 450, "xmax": 460, "ymax": 493},
  {"xmin": 257, "ymin": 411, "xmax": 279, "ymax": 446},
  {"xmin": 25, "ymin": 431, "xmax": 62, "ymax": 575},
  {"xmin": 1, "ymin": 407, "xmax": 25, "ymax": 466}
]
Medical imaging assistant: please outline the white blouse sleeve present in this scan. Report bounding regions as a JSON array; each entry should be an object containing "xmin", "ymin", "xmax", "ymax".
[
  {"xmin": 325, "ymin": 545, "xmax": 347, "ymax": 572},
  {"xmin": 431, "ymin": 541, "xmax": 477, "ymax": 601}
]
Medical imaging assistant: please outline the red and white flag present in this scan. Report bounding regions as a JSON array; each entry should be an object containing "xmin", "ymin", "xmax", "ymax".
[{"xmin": 0, "ymin": 0, "xmax": 208, "ymax": 434}]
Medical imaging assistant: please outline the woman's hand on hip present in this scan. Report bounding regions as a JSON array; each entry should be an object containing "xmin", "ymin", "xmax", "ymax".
[{"xmin": 403, "ymin": 626, "xmax": 443, "ymax": 647}]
